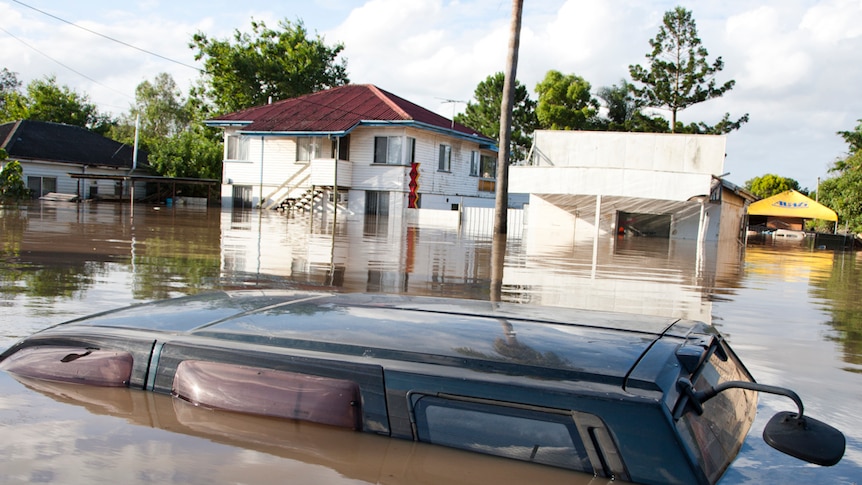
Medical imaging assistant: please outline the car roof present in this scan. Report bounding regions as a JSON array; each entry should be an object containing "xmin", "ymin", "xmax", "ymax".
[{"xmin": 54, "ymin": 290, "xmax": 704, "ymax": 387}]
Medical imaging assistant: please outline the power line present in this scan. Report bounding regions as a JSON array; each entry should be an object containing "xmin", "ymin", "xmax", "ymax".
[
  {"xmin": 0, "ymin": 25, "xmax": 134, "ymax": 101},
  {"xmin": 11, "ymin": 0, "xmax": 203, "ymax": 73}
]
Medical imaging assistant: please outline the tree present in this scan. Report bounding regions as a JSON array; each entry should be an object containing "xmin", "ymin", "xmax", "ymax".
[
  {"xmin": 628, "ymin": 6, "xmax": 747, "ymax": 133},
  {"xmin": 148, "ymin": 125, "xmax": 223, "ymax": 180},
  {"xmin": 190, "ymin": 18, "xmax": 349, "ymax": 114},
  {"xmin": 815, "ymin": 120, "xmax": 862, "ymax": 232},
  {"xmin": 745, "ymin": 174, "xmax": 804, "ymax": 199},
  {"xmin": 2, "ymin": 76, "xmax": 114, "ymax": 134},
  {"xmin": 535, "ymin": 70, "xmax": 600, "ymax": 131},
  {"xmin": 0, "ymin": 68, "xmax": 21, "ymax": 115},
  {"xmin": 0, "ymin": 155, "xmax": 29, "ymax": 201},
  {"xmin": 454, "ymin": 72, "xmax": 537, "ymax": 162},
  {"xmin": 596, "ymin": 79, "xmax": 670, "ymax": 132},
  {"xmin": 837, "ymin": 119, "xmax": 862, "ymax": 154},
  {"xmin": 675, "ymin": 112, "xmax": 750, "ymax": 135},
  {"xmin": 110, "ymin": 73, "xmax": 193, "ymax": 152},
  {"xmin": 107, "ymin": 73, "xmax": 222, "ymax": 181}
]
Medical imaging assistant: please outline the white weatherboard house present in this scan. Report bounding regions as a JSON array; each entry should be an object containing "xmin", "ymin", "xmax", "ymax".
[
  {"xmin": 0, "ymin": 120, "xmax": 148, "ymax": 200},
  {"xmin": 207, "ymin": 84, "xmax": 499, "ymax": 217}
]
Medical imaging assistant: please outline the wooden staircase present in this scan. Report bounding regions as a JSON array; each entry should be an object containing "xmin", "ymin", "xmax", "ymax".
[{"xmin": 275, "ymin": 188, "xmax": 324, "ymax": 213}]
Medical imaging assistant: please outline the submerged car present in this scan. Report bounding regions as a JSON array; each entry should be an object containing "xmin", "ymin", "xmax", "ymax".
[{"xmin": 0, "ymin": 290, "xmax": 845, "ymax": 484}]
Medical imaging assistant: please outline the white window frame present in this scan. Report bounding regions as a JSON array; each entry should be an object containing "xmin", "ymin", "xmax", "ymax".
[
  {"xmin": 470, "ymin": 151, "xmax": 480, "ymax": 176},
  {"xmin": 438, "ymin": 144, "xmax": 451, "ymax": 172},
  {"xmin": 374, "ymin": 136, "xmax": 414, "ymax": 165},
  {"xmin": 226, "ymin": 135, "xmax": 250, "ymax": 161},
  {"xmin": 296, "ymin": 136, "xmax": 324, "ymax": 162},
  {"xmin": 480, "ymin": 153, "xmax": 496, "ymax": 179}
]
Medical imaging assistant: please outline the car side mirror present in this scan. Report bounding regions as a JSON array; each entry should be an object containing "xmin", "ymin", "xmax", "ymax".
[
  {"xmin": 763, "ymin": 411, "xmax": 845, "ymax": 467},
  {"xmin": 676, "ymin": 378, "xmax": 845, "ymax": 466}
]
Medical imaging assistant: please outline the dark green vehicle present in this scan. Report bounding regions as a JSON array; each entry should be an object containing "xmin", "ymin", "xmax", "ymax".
[{"xmin": 0, "ymin": 290, "xmax": 845, "ymax": 484}]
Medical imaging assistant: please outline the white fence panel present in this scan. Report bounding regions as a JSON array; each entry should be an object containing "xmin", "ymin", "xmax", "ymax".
[{"xmin": 461, "ymin": 207, "xmax": 524, "ymax": 238}]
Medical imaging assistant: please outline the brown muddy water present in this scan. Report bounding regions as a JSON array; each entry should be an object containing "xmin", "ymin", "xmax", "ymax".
[{"xmin": 0, "ymin": 201, "xmax": 860, "ymax": 484}]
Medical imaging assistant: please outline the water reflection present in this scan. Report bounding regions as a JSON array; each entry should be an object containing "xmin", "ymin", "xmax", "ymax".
[
  {"xmin": 1, "ymin": 372, "xmax": 592, "ymax": 485},
  {"xmin": 1, "ymin": 201, "xmax": 861, "ymax": 484}
]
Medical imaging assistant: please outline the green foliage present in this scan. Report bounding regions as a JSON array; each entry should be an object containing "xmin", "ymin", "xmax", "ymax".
[
  {"xmin": 808, "ymin": 254, "xmax": 862, "ymax": 366},
  {"xmin": 595, "ymin": 79, "xmax": 671, "ymax": 132},
  {"xmin": 596, "ymin": 80, "xmax": 643, "ymax": 128},
  {"xmin": 837, "ymin": 119, "xmax": 862, "ymax": 154},
  {"xmin": 818, "ymin": 150, "xmax": 862, "ymax": 232},
  {"xmin": 628, "ymin": 6, "xmax": 747, "ymax": 133},
  {"xmin": 535, "ymin": 70, "xmax": 600, "ymax": 130},
  {"xmin": 148, "ymin": 125, "xmax": 223, "ymax": 180},
  {"xmin": 191, "ymin": 18, "xmax": 349, "ymax": 114},
  {"xmin": 745, "ymin": 174, "xmax": 803, "ymax": 199},
  {"xmin": 454, "ymin": 72, "xmax": 537, "ymax": 162},
  {"xmin": 675, "ymin": 112, "xmax": 751, "ymax": 135},
  {"xmin": 110, "ymin": 73, "xmax": 195, "ymax": 151},
  {"xmin": 0, "ymin": 159, "xmax": 30, "ymax": 201},
  {"xmin": 1, "ymin": 76, "xmax": 114, "ymax": 134},
  {"xmin": 0, "ymin": 68, "xmax": 21, "ymax": 115},
  {"xmin": 106, "ymin": 73, "xmax": 222, "ymax": 180},
  {"xmin": 816, "ymin": 119, "xmax": 862, "ymax": 232}
]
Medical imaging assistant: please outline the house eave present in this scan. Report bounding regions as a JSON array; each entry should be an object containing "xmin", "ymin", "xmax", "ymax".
[
  {"xmin": 237, "ymin": 130, "xmax": 352, "ymax": 138},
  {"xmin": 359, "ymin": 120, "xmax": 497, "ymax": 150},
  {"xmin": 205, "ymin": 120, "xmax": 254, "ymax": 128}
]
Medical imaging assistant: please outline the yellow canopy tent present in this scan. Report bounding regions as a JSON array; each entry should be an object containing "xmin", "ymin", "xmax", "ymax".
[{"xmin": 748, "ymin": 190, "xmax": 837, "ymax": 221}]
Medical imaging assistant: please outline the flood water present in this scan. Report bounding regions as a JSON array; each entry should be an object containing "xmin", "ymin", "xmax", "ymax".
[{"xmin": 1, "ymin": 201, "xmax": 860, "ymax": 484}]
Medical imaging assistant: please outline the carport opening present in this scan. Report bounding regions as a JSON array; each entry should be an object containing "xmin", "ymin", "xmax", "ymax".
[{"xmin": 617, "ymin": 211, "xmax": 672, "ymax": 238}]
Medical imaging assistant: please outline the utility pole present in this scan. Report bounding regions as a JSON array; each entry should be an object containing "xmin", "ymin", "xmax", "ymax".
[{"xmin": 494, "ymin": 0, "xmax": 524, "ymax": 235}]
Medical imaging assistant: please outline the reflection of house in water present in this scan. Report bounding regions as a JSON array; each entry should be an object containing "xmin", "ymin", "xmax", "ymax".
[
  {"xmin": 220, "ymin": 211, "xmax": 494, "ymax": 299},
  {"xmin": 220, "ymin": 210, "xmax": 743, "ymax": 325}
]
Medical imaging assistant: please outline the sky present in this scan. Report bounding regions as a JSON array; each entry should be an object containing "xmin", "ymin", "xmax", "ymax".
[{"xmin": 1, "ymin": 0, "xmax": 861, "ymax": 191}]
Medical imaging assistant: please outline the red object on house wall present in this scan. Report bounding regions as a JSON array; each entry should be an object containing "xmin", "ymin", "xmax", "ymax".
[{"xmin": 408, "ymin": 162, "xmax": 420, "ymax": 208}]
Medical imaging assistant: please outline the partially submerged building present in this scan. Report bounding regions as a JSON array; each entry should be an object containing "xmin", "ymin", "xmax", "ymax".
[
  {"xmin": 747, "ymin": 189, "xmax": 837, "ymax": 231},
  {"xmin": 0, "ymin": 120, "xmax": 148, "ymax": 200},
  {"xmin": 206, "ymin": 84, "xmax": 499, "ymax": 216},
  {"xmin": 511, "ymin": 130, "xmax": 754, "ymax": 244}
]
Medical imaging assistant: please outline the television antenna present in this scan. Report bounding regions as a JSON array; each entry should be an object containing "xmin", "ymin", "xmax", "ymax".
[{"xmin": 438, "ymin": 98, "xmax": 467, "ymax": 129}]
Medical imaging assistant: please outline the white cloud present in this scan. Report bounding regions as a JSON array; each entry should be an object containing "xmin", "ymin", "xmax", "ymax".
[
  {"xmin": 1, "ymin": 0, "xmax": 862, "ymax": 191},
  {"xmin": 800, "ymin": 0, "xmax": 862, "ymax": 44}
]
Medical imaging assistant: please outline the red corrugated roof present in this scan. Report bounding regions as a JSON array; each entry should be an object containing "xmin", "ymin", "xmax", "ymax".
[{"xmin": 210, "ymin": 84, "xmax": 492, "ymax": 142}]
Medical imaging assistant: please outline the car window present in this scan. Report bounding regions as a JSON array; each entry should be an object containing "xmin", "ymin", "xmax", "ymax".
[{"xmin": 412, "ymin": 395, "xmax": 592, "ymax": 472}]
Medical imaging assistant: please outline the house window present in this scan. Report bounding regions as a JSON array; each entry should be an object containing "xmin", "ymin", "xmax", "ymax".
[
  {"xmin": 470, "ymin": 151, "xmax": 480, "ymax": 176},
  {"xmin": 365, "ymin": 190, "xmax": 390, "ymax": 216},
  {"xmin": 374, "ymin": 136, "xmax": 413, "ymax": 165},
  {"xmin": 332, "ymin": 135, "xmax": 350, "ymax": 161},
  {"xmin": 27, "ymin": 176, "xmax": 57, "ymax": 198},
  {"xmin": 480, "ymin": 154, "xmax": 496, "ymax": 179},
  {"xmin": 297, "ymin": 137, "xmax": 324, "ymax": 162},
  {"xmin": 438, "ymin": 144, "xmax": 451, "ymax": 172},
  {"xmin": 226, "ymin": 135, "xmax": 250, "ymax": 161},
  {"xmin": 232, "ymin": 185, "xmax": 253, "ymax": 209}
]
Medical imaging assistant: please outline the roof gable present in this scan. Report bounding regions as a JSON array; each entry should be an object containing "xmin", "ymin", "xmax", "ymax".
[
  {"xmin": 0, "ymin": 120, "xmax": 147, "ymax": 169},
  {"xmin": 209, "ymin": 84, "xmax": 493, "ymax": 143}
]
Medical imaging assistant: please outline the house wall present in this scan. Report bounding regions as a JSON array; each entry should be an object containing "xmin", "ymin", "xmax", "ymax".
[
  {"xmin": 220, "ymin": 125, "xmax": 497, "ymax": 213},
  {"xmin": 512, "ymin": 131, "xmax": 725, "ymax": 202},
  {"xmin": 718, "ymin": 189, "xmax": 749, "ymax": 240},
  {"xmin": 13, "ymin": 159, "xmax": 132, "ymax": 199},
  {"xmin": 510, "ymin": 131, "xmax": 746, "ymax": 242}
]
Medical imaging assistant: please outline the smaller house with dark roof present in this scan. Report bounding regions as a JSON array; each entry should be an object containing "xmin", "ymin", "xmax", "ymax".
[
  {"xmin": 0, "ymin": 120, "xmax": 148, "ymax": 200},
  {"xmin": 206, "ymin": 84, "xmax": 498, "ymax": 215}
]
